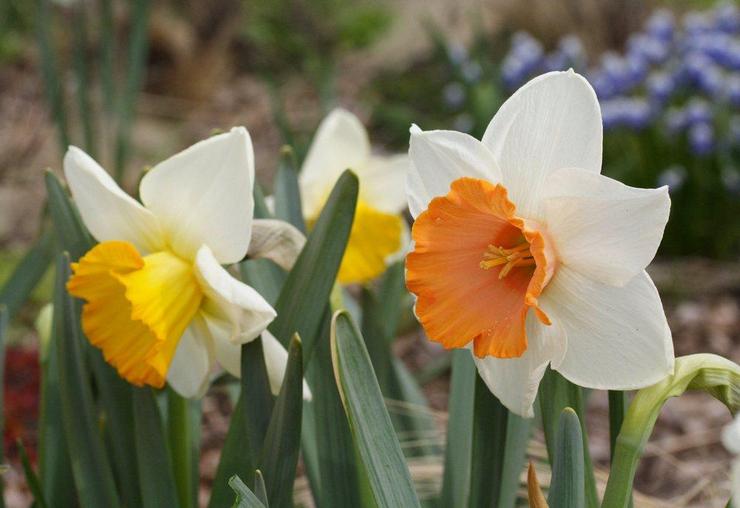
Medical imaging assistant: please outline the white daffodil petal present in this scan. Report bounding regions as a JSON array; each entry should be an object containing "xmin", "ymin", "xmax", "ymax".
[
  {"xmin": 543, "ymin": 168, "xmax": 670, "ymax": 286},
  {"xmin": 195, "ymin": 245, "xmax": 276, "ymax": 344},
  {"xmin": 407, "ymin": 126, "xmax": 502, "ymax": 218},
  {"xmin": 358, "ymin": 154, "xmax": 410, "ymax": 214},
  {"xmin": 541, "ymin": 267, "xmax": 674, "ymax": 389},
  {"xmin": 139, "ymin": 127, "xmax": 255, "ymax": 264},
  {"xmin": 63, "ymin": 146, "xmax": 164, "ymax": 254},
  {"xmin": 723, "ymin": 416, "xmax": 740, "ymax": 454},
  {"xmin": 481, "ymin": 70, "xmax": 603, "ymax": 220},
  {"xmin": 210, "ymin": 323, "xmax": 241, "ymax": 377},
  {"xmin": 166, "ymin": 319, "xmax": 214, "ymax": 398},
  {"xmin": 300, "ymin": 108, "xmax": 370, "ymax": 217},
  {"xmin": 262, "ymin": 330, "xmax": 312, "ymax": 400},
  {"xmin": 247, "ymin": 219, "xmax": 306, "ymax": 271},
  {"xmin": 473, "ymin": 312, "xmax": 565, "ymax": 418}
]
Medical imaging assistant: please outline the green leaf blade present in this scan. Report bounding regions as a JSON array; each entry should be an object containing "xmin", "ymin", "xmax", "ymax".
[
  {"xmin": 547, "ymin": 408, "xmax": 585, "ymax": 508},
  {"xmin": 331, "ymin": 311, "xmax": 420, "ymax": 508},
  {"xmin": 259, "ymin": 335, "xmax": 304, "ymax": 508},
  {"xmin": 53, "ymin": 253, "xmax": 120, "ymax": 508}
]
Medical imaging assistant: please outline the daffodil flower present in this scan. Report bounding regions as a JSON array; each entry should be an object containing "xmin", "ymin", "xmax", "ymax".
[
  {"xmin": 299, "ymin": 108, "xmax": 409, "ymax": 284},
  {"xmin": 64, "ymin": 128, "xmax": 302, "ymax": 398},
  {"xmin": 406, "ymin": 70, "xmax": 674, "ymax": 417},
  {"xmin": 723, "ymin": 415, "xmax": 740, "ymax": 504}
]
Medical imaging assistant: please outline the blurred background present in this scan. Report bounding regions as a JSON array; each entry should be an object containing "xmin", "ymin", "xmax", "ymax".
[{"xmin": 0, "ymin": 0, "xmax": 738, "ymax": 505}]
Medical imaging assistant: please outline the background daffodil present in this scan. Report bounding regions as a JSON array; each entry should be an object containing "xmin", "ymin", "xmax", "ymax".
[
  {"xmin": 723, "ymin": 415, "xmax": 740, "ymax": 505},
  {"xmin": 405, "ymin": 70, "xmax": 674, "ymax": 417},
  {"xmin": 64, "ymin": 128, "xmax": 295, "ymax": 398},
  {"xmin": 299, "ymin": 108, "xmax": 409, "ymax": 284}
]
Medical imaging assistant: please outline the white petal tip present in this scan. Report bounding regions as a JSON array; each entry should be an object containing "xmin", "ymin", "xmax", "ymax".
[
  {"xmin": 409, "ymin": 124, "xmax": 423, "ymax": 136},
  {"xmin": 302, "ymin": 382, "xmax": 313, "ymax": 401}
]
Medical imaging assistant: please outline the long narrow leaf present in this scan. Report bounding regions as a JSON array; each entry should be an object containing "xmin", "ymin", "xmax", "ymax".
[
  {"xmin": 273, "ymin": 146, "xmax": 306, "ymax": 233},
  {"xmin": 0, "ymin": 307, "xmax": 6, "ymax": 507},
  {"xmin": 608, "ymin": 390, "xmax": 628, "ymax": 463},
  {"xmin": 439, "ymin": 350, "xmax": 476, "ymax": 507},
  {"xmin": 269, "ymin": 170, "xmax": 358, "ymax": 361},
  {"xmin": 45, "ymin": 171, "xmax": 93, "ymax": 261},
  {"xmin": 308, "ymin": 311, "xmax": 363, "ymax": 508},
  {"xmin": 114, "ymin": 0, "xmax": 150, "ymax": 181},
  {"xmin": 331, "ymin": 311, "xmax": 420, "ymax": 508},
  {"xmin": 18, "ymin": 439, "xmax": 48, "ymax": 508},
  {"xmin": 539, "ymin": 368, "xmax": 598, "ymax": 507},
  {"xmin": 254, "ymin": 470, "xmax": 268, "ymax": 506},
  {"xmin": 39, "ymin": 276, "xmax": 75, "ymax": 504},
  {"xmin": 46, "ymin": 169, "xmax": 143, "ymax": 506},
  {"xmin": 71, "ymin": 3, "xmax": 95, "ymax": 154},
  {"xmin": 547, "ymin": 409, "xmax": 585, "ymax": 508},
  {"xmin": 0, "ymin": 231, "xmax": 54, "ymax": 319},
  {"xmin": 229, "ymin": 475, "xmax": 266, "ymax": 508},
  {"xmin": 133, "ymin": 388, "xmax": 179, "ymax": 508},
  {"xmin": 167, "ymin": 389, "xmax": 195, "ymax": 508},
  {"xmin": 209, "ymin": 337, "xmax": 274, "ymax": 508},
  {"xmin": 36, "ymin": 0, "xmax": 69, "ymax": 149},
  {"xmin": 259, "ymin": 335, "xmax": 304, "ymax": 508},
  {"xmin": 54, "ymin": 253, "xmax": 120, "ymax": 508}
]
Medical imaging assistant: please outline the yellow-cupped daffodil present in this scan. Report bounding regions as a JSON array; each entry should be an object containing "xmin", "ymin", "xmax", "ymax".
[
  {"xmin": 64, "ymin": 128, "xmax": 309, "ymax": 398},
  {"xmin": 299, "ymin": 108, "xmax": 409, "ymax": 284},
  {"xmin": 405, "ymin": 70, "xmax": 674, "ymax": 417}
]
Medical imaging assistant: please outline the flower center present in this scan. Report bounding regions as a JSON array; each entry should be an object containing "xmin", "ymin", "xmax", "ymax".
[
  {"xmin": 480, "ymin": 241, "xmax": 536, "ymax": 278},
  {"xmin": 406, "ymin": 177, "xmax": 555, "ymax": 359}
]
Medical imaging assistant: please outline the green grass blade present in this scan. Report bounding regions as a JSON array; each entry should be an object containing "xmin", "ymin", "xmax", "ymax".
[
  {"xmin": 259, "ymin": 335, "xmax": 304, "ymax": 508},
  {"xmin": 0, "ymin": 230, "xmax": 54, "ymax": 320},
  {"xmin": 132, "ymin": 387, "xmax": 179, "ymax": 508},
  {"xmin": 439, "ymin": 350, "xmax": 475, "ymax": 507},
  {"xmin": 331, "ymin": 311, "xmax": 420, "ymax": 508},
  {"xmin": 547, "ymin": 408, "xmax": 585, "ymax": 508},
  {"xmin": 114, "ymin": 0, "xmax": 151, "ymax": 181},
  {"xmin": 269, "ymin": 170, "xmax": 358, "ymax": 361},
  {"xmin": 273, "ymin": 146, "xmax": 306, "ymax": 233},
  {"xmin": 54, "ymin": 253, "xmax": 120, "ymax": 508},
  {"xmin": 18, "ymin": 439, "xmax": 48, "ymax": 508},
  {"xmin": 229, "ymin": 475, "xmax": 266, "ymax": 508},
  {"xmin": 539, "ymin": 368, "xmax": 598, "ymax": 507},
  {"xmin": 243, "ymin": 337, "xmax": 276, "ymax": 453},
  {"xmin": 35, "ymin": 0, "xmax": 69, "ymax": 150}
]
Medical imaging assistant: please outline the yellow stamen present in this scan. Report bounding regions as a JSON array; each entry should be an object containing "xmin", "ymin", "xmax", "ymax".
[{"xmin": 479, "ymin": 242, "xmax": 535, "ymax": 279}]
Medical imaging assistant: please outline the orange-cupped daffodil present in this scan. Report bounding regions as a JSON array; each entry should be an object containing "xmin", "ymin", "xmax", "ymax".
[{"xmin": 405, "ymin": 71, "xmax": 674, "ymax": 417}]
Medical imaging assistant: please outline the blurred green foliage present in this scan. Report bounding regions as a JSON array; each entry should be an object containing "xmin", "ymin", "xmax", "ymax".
[
  {"xmin": 240, "ymin": 0, "xmax": 391, "ymax": 76},
  {"xmin": 0, "ymin": 0, "xmax": 34, "ymax": 63}
]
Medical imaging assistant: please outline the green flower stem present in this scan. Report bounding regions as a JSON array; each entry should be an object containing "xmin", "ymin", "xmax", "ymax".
[
  {"xmin": 167, "ymin": 389, "xmax": 194, "ymax": 508},
  {"xmin": 602, "ymin": 354, "xmax": 740, "ymax": 508}
]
